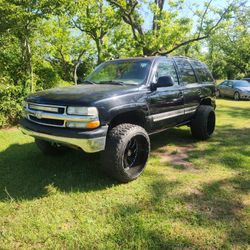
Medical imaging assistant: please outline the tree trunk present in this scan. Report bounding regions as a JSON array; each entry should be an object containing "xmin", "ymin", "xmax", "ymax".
[
  {"xmin": 25, "ymin": 38, "xmax": 34, "ymax": 92},
  {"xmin": 74, "ymin": 62, "xmax": 81, "ymax": 85},
  {"xmin": 20, "ymin": 35, "xmax": 34, "ymax": 92},
  {"xmin": 96, "ymin": 39, "xmax": 102, "ymax": 64},
  {"xmin": 74, "ymin": 50, "xmax": 86, "ymax": 85}
]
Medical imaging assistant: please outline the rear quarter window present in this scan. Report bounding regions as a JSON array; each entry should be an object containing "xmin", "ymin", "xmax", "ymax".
[{"xmin": 190, "ymin": 60, "xmax": 214, "ymax": 84}]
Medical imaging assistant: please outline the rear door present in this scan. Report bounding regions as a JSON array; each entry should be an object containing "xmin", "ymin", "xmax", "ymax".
[
  {"xmin": 218, "ymin": 81, "xmax": 228, "ymax": 96},
  {"xmin": 190, "ymin": 60, "xmax": 215, "ymax": 102},
  {"xmin": 147, "ymin": 58, "xmax": 184, "ymax": 131},
  {"xmin": 173, "ymin": 57, "xmax": 201, "ymax": 119},
  {"xmin": 223, "ymin": 81, "xmax": 233, "ymax": 97},
  {"xmin": 227, "ymin": 81, "xmax": 235, "ymax": 97}
]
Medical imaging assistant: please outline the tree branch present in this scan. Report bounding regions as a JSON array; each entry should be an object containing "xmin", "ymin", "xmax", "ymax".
[
  {"xmin": 157, "ymin": 2, "xmax": 234, "ymax": 55},
  {"xmin": 197, "ymin": 0, "xmax": 213, "ymax": 37}
]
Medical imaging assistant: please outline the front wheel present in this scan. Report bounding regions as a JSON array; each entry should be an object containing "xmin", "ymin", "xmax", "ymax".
[
  {"xmin": 102, "ymin": 124, "xmax": 150, "ymax": 183},
  {"xmin": 35, "ymin": 139, "xmax": 68, "ymax": 155},
  {"xmin": 234, "ymin": 92, "xmax": 240, "ymax": 101},
  {"xmin": 190, "ymin": 105, "xmax": 216, "ymax": 140}
]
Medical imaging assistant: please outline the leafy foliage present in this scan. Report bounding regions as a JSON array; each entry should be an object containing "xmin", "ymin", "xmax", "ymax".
[{"xmin": 0, "ymin": 83, "xmax": 26, "ymax": 127}]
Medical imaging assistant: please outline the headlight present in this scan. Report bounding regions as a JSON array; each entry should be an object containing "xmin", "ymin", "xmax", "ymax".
[{"xmin": 67, "ymin": 107, "xmax": 98, "ymax": 116}]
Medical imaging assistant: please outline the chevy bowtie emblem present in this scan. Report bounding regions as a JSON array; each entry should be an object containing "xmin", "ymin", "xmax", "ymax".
[{"xmin": 35, "ymin": 111, "xmax": 43, "ymax": 119}]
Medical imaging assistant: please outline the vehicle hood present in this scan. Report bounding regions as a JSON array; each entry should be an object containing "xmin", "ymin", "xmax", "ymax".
[
  {"xmin": 26, "ymin": 84, "xmax": 139, "ymax": 106},
  {"xmin": 236, "ymin": 86, "xmax": 250, "ymax": 92}
]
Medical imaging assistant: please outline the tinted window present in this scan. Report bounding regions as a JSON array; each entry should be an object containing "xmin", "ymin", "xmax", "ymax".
[
  {"xmin": 233, "ymin": 81, "xmax": 250, "ymax": 87},
  {"xmin": 228, "ymin": 81, "xmax": 233, "ymax": 87},
  {"xmin": 190, "ymin": 60, "xmax": 213, "ymax": 83},
  {"xmin": 220, "ymin": 81, "xmax": 227, "ymax": 86},
  {"xmin": 87, "ymin": 60, "xmax": 151, "ymax": 85},
  {"xmin": 154, "ymin": 59, "xmax": 178, "ymax": 85},
  {"xmin": 174, "ymin": 58, "xmax": 196, "ymax": 84}
]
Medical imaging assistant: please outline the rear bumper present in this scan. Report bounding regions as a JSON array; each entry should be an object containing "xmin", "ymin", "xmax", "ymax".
[{"xmin": 19, "ymin": 119, "xmax": 108, "ymax": 153}]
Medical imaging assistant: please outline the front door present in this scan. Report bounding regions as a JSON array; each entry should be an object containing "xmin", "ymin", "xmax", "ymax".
[{"xmin": 147, "ymin": 58, "xmax": 184, "ymax": 131}]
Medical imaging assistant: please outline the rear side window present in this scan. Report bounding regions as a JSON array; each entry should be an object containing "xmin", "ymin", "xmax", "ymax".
[
  {"xmin": 191, "ymin": 60, "xmax": 214, "ymax": 83},
  {"xmin": 174, "ymin": 58, "xmax": 197, "ymax": 84},
  {"xmin": 220, "ymin": 81, "xmax": 228, "ymax": 86}
]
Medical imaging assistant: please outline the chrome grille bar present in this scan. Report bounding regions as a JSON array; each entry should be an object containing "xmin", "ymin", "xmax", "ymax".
[{"xmin": 24, "ymin": 102, "xmax": 97, "ymax": 128}]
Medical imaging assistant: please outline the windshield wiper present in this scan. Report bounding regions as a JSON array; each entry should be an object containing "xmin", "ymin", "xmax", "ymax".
[{"xmin": 98, "ymin": 80, "xmax": 125, "ymax": 86}]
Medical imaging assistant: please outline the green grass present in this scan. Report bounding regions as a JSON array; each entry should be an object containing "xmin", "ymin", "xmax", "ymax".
[{"xmin": 0, "ymin": 99, "xmax": 249, "ymax": 249}]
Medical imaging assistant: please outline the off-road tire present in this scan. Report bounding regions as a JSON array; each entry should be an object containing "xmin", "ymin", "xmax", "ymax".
[
  {"xmin": 35, "ymin": 139, "xmax": 68, "ymax": 155},
  {"xmin": 190, "ymin": 105, "xmax": 216, "ymax": 140},
  {"xmin": 102, "ymin": 123, "xmax": 150, "ymax": 183}
]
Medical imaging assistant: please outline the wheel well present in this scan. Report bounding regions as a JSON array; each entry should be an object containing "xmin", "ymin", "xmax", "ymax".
[
  {"xmin": 200, "ymin": 98, "xmax": 212, "ymax": 106},
  {"xmin": 109, "ymin": 111, "xmax": 146, "ymax": 130}
]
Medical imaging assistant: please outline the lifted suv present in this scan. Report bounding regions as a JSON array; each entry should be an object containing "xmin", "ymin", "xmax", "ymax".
[{"xmin": 20, "ymin": 56, "xmax": 216, "ymax": 182}]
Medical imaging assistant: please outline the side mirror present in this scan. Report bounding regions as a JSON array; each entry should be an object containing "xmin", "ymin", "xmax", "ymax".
[{"xmin": 155, "ymin": 76, "xmax": 174, "ymax": 88}]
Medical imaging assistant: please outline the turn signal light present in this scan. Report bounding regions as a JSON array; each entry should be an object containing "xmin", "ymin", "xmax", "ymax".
[{"xmin": 86, "ymin": 120, "xmax": 100, "ymax": 129}]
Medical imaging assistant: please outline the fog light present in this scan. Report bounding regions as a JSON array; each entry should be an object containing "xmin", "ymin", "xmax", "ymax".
[
  {"xmin": 66, "ymin": 121, "xmax": 87, "ymax": 128},
  {"xmin": 66, "ymin": 120, "xmax": 100, "ymax": 129}
]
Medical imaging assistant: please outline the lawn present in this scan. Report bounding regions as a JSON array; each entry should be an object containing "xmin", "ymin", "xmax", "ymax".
[{"xmin": 0, "ymin": 99, "xmax": 249, "ymax": 249}]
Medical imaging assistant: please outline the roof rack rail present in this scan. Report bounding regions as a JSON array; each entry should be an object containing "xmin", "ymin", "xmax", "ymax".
[{"xmin": 173, "ymin": 55, "xmax": 193, "ymax": 59}]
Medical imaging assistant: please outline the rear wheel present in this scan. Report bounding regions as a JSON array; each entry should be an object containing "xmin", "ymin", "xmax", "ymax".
[
  {"xmin": 190, "ymin": 105, "xmax": 216, "ymax": 140},
  {"xmin": 35, "ymin": 139, "xmax": 68, "ymax": 155},
  {"xmin": 102, "ymin": 124, "xmax": 150, "ymax": 183},
  {"xmin": 234, "ymin": 92, "xmax": 240, "ymax": 101}
]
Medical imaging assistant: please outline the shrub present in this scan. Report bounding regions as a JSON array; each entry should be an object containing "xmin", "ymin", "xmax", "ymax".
[{"xmin": 0, "ymin": 84, "xmax": 26, "ymax": 128}]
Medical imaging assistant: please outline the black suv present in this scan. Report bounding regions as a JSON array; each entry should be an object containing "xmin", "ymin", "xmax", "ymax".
[{"xmin": 20, "ymin": 56, "xmax": 216, "ymax": 182}]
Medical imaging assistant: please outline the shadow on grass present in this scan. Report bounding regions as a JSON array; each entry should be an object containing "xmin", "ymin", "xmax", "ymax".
[
  {"xmin": 216, "ymin": 105, "xmax": 250, "ymax": 119},
  {"xmin": 104, "ymin": 177, "xmax": 196, "ymax": 249},
  {"xmin": 182, "ymin": 177, "xmax": 250, "ymax": 246},
  {"xmin": 104, "ymin": 124, "xmax": 250, "ymax": 248},
  {"xmin": 0, "ymin": 142, "xmax": 116, "ymax": 201}
]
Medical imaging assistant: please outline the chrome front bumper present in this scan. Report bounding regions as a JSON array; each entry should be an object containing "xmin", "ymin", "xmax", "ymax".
[{"xmin": 20, "ymin": 127, "xmax": 106, "ymax": 153}]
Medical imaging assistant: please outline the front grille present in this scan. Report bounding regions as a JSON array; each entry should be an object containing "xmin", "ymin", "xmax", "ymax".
[
  {"xmin": 29, "ymin": 115, "xmax": 64, "ymax": 126},
  {"xmin": 24, "ymin": 102, "xmax": 97, "ymax": 128},
  {"xmin": 26, "ymin": 102, "xmax": 67, "ymax": 127},
  {"xmin": 28, "ymin": 103, "xmax": 65, "ymax": 114}
]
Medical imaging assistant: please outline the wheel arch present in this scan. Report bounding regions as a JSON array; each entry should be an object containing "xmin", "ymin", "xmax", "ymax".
[
  {"xmin": 200, "ymin": 97, "xmax": 216, "ymax": 109},
  {"xmin": 108, "ymin": 109, "xmax": 148, "ymax": 130}
]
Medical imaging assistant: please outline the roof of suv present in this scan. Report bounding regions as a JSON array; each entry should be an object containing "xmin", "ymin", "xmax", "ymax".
[{"xmin": 109, "ymin": 55, "xmax": 194, "ymax": 62}]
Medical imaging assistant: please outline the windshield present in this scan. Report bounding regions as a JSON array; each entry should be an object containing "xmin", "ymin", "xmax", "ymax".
[
  {"xmin": 234, "ymin": 81, "xmax": 250, "ymax": 87},
  {"xmin": 86, "ymin": 60, "xmax": 151, "ymax": 85}
]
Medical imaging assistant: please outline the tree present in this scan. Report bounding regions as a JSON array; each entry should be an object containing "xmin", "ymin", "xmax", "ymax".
[
  {"xmin": 72, "ymin": 0, "xmax": 120, "ymax": 64},
  {"xmin": 0, "ymin": 0, "xmax": 69, "ymax": 91},
  {"xmin": 107, "ymin": 0, "xmax": 241, "ymax": 56},
  {"xmin": 205, "ymin": 6, "xmax": 250, "ymax": 79},
  {"xmin": 39, "ymin": 15, "xmax": 95, "ymax": 84}
]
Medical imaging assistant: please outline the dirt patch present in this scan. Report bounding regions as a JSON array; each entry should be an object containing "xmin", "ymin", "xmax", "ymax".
[{"xmin": 154, "ymin": 145, "xmax": 198, "ymax": 171}]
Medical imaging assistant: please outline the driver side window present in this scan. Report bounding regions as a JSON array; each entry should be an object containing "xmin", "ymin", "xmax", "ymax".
[{"xmin": 154, "ymin": 60, "xmax": 178, "ymax": 85}]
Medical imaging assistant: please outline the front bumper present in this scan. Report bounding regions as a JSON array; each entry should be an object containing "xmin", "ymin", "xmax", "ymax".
[
  {"xmin": 20, "ymin": 119, "xmax": 108, "ymax": 153},
  {"xmin": 240, "ymin": 93, "xmax": 250, "ymax": 100}
]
